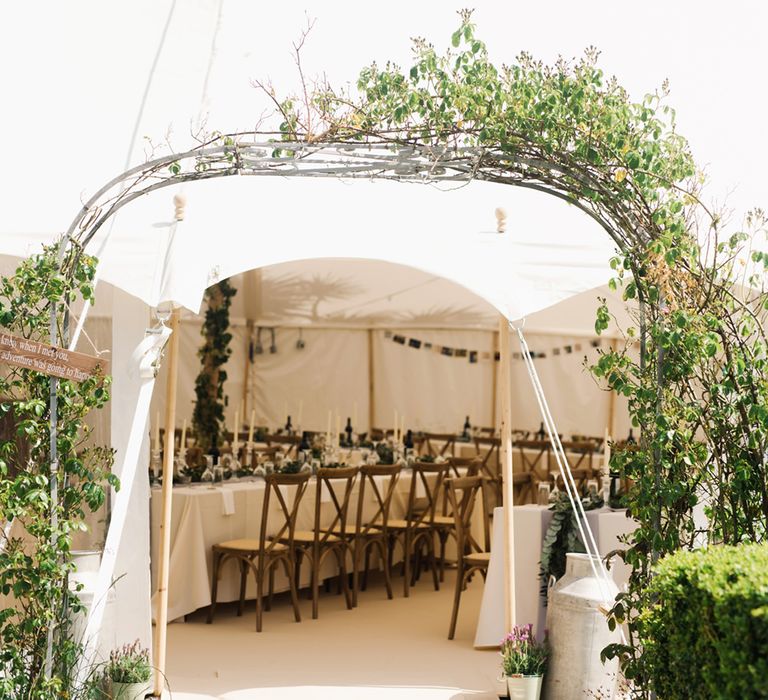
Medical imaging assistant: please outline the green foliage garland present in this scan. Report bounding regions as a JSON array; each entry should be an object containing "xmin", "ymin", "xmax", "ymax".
[
  {"xmin": 539, "ymin": 490, "xmax": 604, "ymax": 599},
  {"xmin": 0, "ymin": 244, "xmax": 116, "ymax": 698},
  {"xmin": 192, "ymin": 280, "xmax": 236, "ymax": 453}
]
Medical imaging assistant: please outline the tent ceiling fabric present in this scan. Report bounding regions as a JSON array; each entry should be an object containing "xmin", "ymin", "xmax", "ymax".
[{"xmin": 0, "ymin": 176, "xmax": 618, "ymax": 323}]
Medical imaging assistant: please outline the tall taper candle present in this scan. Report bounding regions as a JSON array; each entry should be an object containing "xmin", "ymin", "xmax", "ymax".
[
  {"xmin": 248, "ymin": 409, "xmax": 255, "ymax": 445},
  {"xmin": 154, "ymin": 411, "xmax": 160, "ymax": 452},
  {"xmin": 233, "ymin": 410, "xmax": 239, "ymax": 452},
  {"xmin": 180, "ymin": 419, "xmax": 187, "ymax": 452},
  {"xmin": 394, "ymin": 409, "xmax": 398, "ymax": 443},
  {"xmin": 326, "ymin": 410, "xmax": 332, "ymax": 445},
  {"xmin": 400, "ymin": 416, "xmax": 405, "ymax": 444},
  {"xmin": 336, "ymin": 412, "xmax": 341, "ymax": 448}
]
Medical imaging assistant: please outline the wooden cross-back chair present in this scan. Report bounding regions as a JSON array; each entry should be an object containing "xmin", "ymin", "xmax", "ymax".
[
  {"xmin": 351, "ymin": 464, "xmax": 402, "ymax": 605},
  {"xmin": 284, "ymin": 466, "xmax": 358, "ymax": 619},
  {"xmin": 422, "ymin": 432, "xmax": 457, "ymax": 458},
  {"xmin": 472, "ymin": 436, "xmax": 502, "ymax": 506},
  {"xmin": 207, "ymin": 471, "xmax": 310, "ymax": 632},
  {"xmin": 241, "ymin": 444, "xmax": 282, "ymax": 468},
  {"xmin": 516, "ymin": 439, "xmax": 551, "ymax": 482},
  {"xmin": 265, "ymin": 433, "xmax": 300, "ymax": 458},
  {"xmin": 383, "ymin": 462, "xmax": 450, "ymax": 597},
  {"xmin": 446, "ymin": 476, "xmax": 490, "ymax": 639},
  {"xmin": 551, "ymin": 441, "xmax": 598, "ymax": 494}
]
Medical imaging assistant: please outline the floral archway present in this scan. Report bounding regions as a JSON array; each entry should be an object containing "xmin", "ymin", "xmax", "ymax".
[{"xmin": 1, "ymin": 11, "xmax": 766, "ymax": 698}]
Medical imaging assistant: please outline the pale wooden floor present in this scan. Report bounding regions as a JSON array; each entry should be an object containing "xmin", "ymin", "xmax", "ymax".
[{"xmin": 162, "ymin": 569, "xmax": 503, "ymax": 699}]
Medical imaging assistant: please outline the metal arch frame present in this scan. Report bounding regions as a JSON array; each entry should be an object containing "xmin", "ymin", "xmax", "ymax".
[{"xmin": 60, "ymin": 136, "xmax": 635, "ymax": 261}]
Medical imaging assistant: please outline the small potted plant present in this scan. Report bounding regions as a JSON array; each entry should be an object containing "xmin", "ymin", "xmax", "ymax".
[
  {"xmin": 500, "ymin": 624, "xmax": 548, "ymax": 700},
  {"xmin": 105, "ymin": 640, "xmax": 152, "ymax": 700}
]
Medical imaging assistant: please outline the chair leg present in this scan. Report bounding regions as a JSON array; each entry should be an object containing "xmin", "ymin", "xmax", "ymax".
[
  {"xmin": 427, "ymin": 534, "xmax": 440, "ymax": 592},
  {"xmin": 266, "ymin": 562, "xmax": 275, "ymax": 612},
  {"xmin": 311, "ymin": 550, "xmax": 321, "ymax": 620},
  {"xmin": 254, "ymin": 563, "xmax": 264, "ymax": 633},
  {"xmin": 352, "ymin": 542, "xmax": 360, "ymax": 607},
  {"xmin": 294, "ymin": 548, "xmax": 303, "ymax": 595},
  {"xmin": 379, "ymin": 539, "xmax": 393, "ymax": 600},
  {"xmin": 438, "ymin": 531, "xmax": 449, "ymax": 583},
  {"xmin": 448, "ymin": 563, "xmax": 465, "ymax": 640},
  {"xmin": 403, "ymin": 530, "xmax": 412, "ymax": 598},
  {"xmin": 207, "ymin": 550, "xmax": 222, "ymax": 624},
  {"xmin": 362, "ymin": 542, "xmax": 372, "ymax": 591},
  {"xmin": 237, "ymin": 558, "xmax": 248, "ymax": 616},
  {"xmin": 282, "ymin": 556, "xmax": 302, "ymax": 623},
  {"xmin": 335, "ymin": 546, "xmax": 353, "ymax": 610}
]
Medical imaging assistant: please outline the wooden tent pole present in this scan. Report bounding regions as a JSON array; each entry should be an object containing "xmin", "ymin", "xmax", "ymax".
[
  {"xmin": 368, "ymin": 328, "xmax": 375, "ymax": 432},
  {"xmin": 153, "ymin": 308, "xmax": 180, "ymax": 697},
  {"xmin": 499, "ymin": 314, "xmax": 516, "ymax": 633},
  {"xmin": 491, "ymin": 329, "xmax": 499, "ymax": 430}
]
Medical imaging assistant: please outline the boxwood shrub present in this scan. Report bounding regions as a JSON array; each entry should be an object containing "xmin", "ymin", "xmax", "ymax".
[{"xmin": 640, "ymin": 543, "xmax": 768, "ymax": 699}]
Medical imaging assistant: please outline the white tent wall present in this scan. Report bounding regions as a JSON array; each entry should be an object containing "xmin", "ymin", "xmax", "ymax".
[
  {"xmin": 373, "ymin": 329, "xmax": 495, "ymax": 433},
  {"xmin": 149, "ymin": 323, "xmax": 626, "ymax": 441},
  {"xmin": 508, "ymin": 334, "xmax": 610, "ymax": 438}
]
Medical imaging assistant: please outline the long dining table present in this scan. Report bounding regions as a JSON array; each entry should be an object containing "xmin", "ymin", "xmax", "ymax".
[{"xmin": 149, "ymin": 467, "xmax": 481, "ymax": 622}]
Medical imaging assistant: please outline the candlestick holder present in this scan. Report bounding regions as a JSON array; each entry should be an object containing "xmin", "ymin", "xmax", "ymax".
[
  {"xmin": 150, "ymin": 450, "xmax": 162, "ymax": 484},
  {"xmin": 175, "ymin": 447, "xmax": 187, "ymax": 475}
]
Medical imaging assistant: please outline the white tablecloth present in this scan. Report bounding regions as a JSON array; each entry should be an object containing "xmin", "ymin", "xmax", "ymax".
[
  {"xmin": 150, "ymin": 470, "xmax": 478, "ymax": 622},
  {"xmin": 473, "ymin": 505, "xmax": 636, "ymax": 648}
]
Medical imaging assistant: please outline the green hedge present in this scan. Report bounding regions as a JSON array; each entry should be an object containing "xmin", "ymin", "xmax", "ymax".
[{"xmin": 640, "ymin": 543, "xmax": 768, "ymax": 699}]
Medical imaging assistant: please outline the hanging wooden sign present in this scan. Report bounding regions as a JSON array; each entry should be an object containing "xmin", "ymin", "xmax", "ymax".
[{"xmin": 0, "ymin": 331, "xmax": 108, "ymax": 382}]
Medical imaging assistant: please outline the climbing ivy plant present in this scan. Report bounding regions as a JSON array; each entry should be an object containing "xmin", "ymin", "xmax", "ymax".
[
  {"xmin": 260, "ymin": 11, "xmax": 768, "ymax": 694},
  {"xmin": 0, "ymin": 244, "xmax": 116, "ymax": 698},
  {"xmin": 191, "ymin": 279, "xmax": 236, "ymax": 454}
]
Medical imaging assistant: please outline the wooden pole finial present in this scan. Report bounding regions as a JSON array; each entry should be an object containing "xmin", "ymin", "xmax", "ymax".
[
  {"xmin": 173, "ymin": 193, "xmax": 187, "ymax": 221},
  {"xmin": 495, "ymin": 207, "xmax": 507, "ymax": 233}
]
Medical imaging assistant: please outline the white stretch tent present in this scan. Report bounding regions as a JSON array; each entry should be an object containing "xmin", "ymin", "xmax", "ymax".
[{"xmin": 1, "ymin": 0, "xmax": 765, "ymax": 680}]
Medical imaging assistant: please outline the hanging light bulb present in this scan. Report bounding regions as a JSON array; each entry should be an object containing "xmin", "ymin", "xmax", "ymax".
[
  {"xmin": 296, "ymin": 329, "xmax": 306, "ymax": 350},
  {"xmin": 254, "ymin": 327, "xmax": 264, "ymax": 355},
  {"xmin": 269, "ymin": 328, "xmax": 277, "ymax": 354}
]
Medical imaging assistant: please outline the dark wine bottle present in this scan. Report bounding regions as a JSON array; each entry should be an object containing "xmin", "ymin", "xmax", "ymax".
[
  {"xmin": 285, "ymin": 415, "xmax": 293, "ymax": 435},
  {"xmin": 404, "ymin": 429, "xmax": 414, "ymax": 449},
  {"xmin": 536, "ymin": 422, "xmax": 546, "ymax": 441},
  {"xmin": 626, "ymin": 428, "xmax": 636, "ymax": 444},
  {"xmin": 345, "ymin": 418, "xmax": 353, "ymax": 446},
  {"xmin": 462, "ymin": 415, "xmax": 471, "ymax": 439}
]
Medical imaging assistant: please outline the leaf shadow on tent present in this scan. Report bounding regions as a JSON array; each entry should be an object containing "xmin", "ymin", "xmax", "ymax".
[{"xmin": 257, "ymin": 273, "xmax": 364, "ymax": 322}]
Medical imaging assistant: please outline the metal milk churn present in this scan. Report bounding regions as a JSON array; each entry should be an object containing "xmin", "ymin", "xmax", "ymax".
[{"xmin": 543, "ymin": 553, "xmax": 621, "ymax": 699}]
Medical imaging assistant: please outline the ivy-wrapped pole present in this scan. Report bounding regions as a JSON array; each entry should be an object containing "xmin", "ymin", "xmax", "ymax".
[
  {"xmin": 153, "ymin": 306, "xmax": 180, "ymax": 698},
  {"xmin": 44, "ymin": 301, "xmax": 59, "ymax": 680},
  {"xmin": 499, "ymin": 315, "xmax": 516, "ymax": 633}
]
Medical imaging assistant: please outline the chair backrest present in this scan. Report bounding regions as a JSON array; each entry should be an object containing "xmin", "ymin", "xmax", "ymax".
[
  {"xmin": 406, "ymin": 462, "xmax": 450, "ymax": 526},
  {"xmin": 447, "ymin": 456, "xmax": 482, "ymax": 477},
  {"xmin": 445, "ymin": 476, "xmax": 489, "ymax": 555},
  {"xmin": 259, "ymin": 471, "xmax": 311, "ymax": 555},
  {"xmin": 473, "ymin": 436, "xmax": 501, "ymax": 479},
  {"xmin": 555, "ymin": 441, "xmax": 597, "ymax": 475},
  {"xmin": 313, "ymin": 466, "xmax": 359, "ymax": 545},
  {"xmin": 423, "ymin": 432, "xmax": 457, "ymax": 458},
  {"xmin": 516, "ymin": 439, "xmax": 550, "ymax": 481},
  {"xmin": 355, "ymin": 464, "xmax": 402, "ymax": 537},
  {"xmin": 265, "ymin": 433, "xmax": 300, "ymax": 458}
]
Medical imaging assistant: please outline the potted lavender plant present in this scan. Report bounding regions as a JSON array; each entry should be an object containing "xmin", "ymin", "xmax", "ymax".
[
  {"xmin": 105, "ymin": 640, "xmax": 152, "ymax": 699},
  {"xmin": 500, "ymin": 624, "xmax": 548, "ymax": 700}
]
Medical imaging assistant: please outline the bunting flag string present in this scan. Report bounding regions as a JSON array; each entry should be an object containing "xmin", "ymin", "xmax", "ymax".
[{"xmin": 383, "ymin": 330, "xmax": 601, "ymax": 364}]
